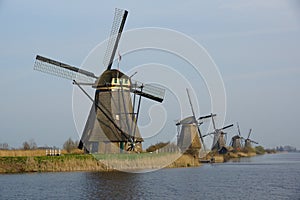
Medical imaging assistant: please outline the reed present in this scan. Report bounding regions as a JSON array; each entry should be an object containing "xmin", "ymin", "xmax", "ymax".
[
  {"xmin": 0, "ymin": 152, "xmax": 199, "ymax": 173},
  {"xmin": 0, "ymin": 149, "xmax": 84, "ymax": 157},
  {"xmin": 94, "ymin": 152, "xmax": 198, "ymax": 171}
]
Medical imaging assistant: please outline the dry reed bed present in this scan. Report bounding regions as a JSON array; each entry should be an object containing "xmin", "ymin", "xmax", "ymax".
[
  {"xmin": 96, "ymin": 153, "xmax": 199, "ymax": 171},
  {"xmin": 0, "ymin": 152, "xmax": 199, "ymax": 173}
]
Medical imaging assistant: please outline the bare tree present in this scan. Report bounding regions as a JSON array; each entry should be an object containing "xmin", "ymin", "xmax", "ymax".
[
  {"xmin": 22, "ymin": 139, "xmax": 37, "ymax": 150},
  {"xmin": 29, "ymin": 139, "xmax": 37, "ymax": 149},
  {"xmin": 23, "ymin": 141, "xmax": 30, "ymax": 150},
  {"xmin": 63, "ymin": 138, "xmax": 78, "ymax": 153},
  {"xmin": 0, "ymin": 143, "xmax": 9, "ymax": 150}
]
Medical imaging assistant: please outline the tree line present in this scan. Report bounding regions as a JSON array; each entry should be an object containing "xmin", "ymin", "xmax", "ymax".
[{"xmin": 0, "ymin": 138, "xmax": 79, "ymax": 153}]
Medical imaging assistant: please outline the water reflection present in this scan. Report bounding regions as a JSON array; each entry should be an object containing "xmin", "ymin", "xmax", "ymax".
[
  {"xmin": 83, "ymin": 172, "xmax": 143, "ymax": 199},
  {"xmin": 0, "ymin": 153, "xmax": 299, "ymax": 200}
]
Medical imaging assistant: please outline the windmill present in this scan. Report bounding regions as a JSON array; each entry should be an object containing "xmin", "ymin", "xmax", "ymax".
[
  {"xmin": 176, "ymin": 89, "xmax": 210, "ymax": 156},
  {"xmin": 229, "ymin": 122, "xmax": 243, "ymax": 150},
  {"xmin": 202, "ymin": 114, "xmax": 233, "ymax": 154},
  {"xmin": 33, "ymin": 8, "xmax": 165, "ymax": 154},
  {"xmin": 244, "ymin": 129, "xmax": 258, "ymax": 148}
]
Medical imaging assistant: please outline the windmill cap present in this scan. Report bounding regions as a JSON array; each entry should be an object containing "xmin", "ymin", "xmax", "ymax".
[
  {"xmin": 178, "ymin": 116, "xmax": 197, "ymax": 125},
  {"xmin": 94, "ymin": 69, "xmax": 131, "ymax": 88}
]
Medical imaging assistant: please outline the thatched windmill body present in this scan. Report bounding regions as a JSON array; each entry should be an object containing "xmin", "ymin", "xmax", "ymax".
[
  {"xmin": 230, "ymin": 122, "xmax": 243, "ymax": 150},
  {"xmin": 244, "ymin": 129, "xmax": 258, "ymax": 148},
  {"xmin": 176, "ymin": 116, "xmax": 201, "ymax": 155},
  {"xmin": 176, "ymin": 89, "xmax": 208, "ymax": 156},
  {"xmin": 203, "ymin": 114, "xmax": 233, "ymax": 154},
  {"xmin": 33, "ymin": 8, "xmax": 165, "ymax": 154}
]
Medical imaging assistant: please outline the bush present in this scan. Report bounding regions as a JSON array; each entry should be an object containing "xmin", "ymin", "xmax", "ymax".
[
  {"xmin": 265, "ymin": 148, "xmax": 276, "ymax": 154},
  {"xmin": 255, "ymin": 146, "xmax": 265, "ymax": 155}
]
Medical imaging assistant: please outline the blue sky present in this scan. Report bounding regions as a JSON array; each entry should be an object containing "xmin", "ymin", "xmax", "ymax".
[{"xmin": 0, "ymin": 1, "xmax": 299, "ymax": 149}]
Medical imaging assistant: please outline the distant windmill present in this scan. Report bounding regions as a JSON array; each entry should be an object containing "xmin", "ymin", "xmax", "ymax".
[
  {"xmin": 33, "ymin": 8, "xmax": 165, "ymax": 154},
  {"xmin": 244, "ymin": 129, "xmax": 258, "ymax": 148},
  {"xmin": 203, "ymin": 114, "xmax": 233, "ymax": 154},
  {"xmin": 230, "ymin": 122, "xmax": 243, "ymax": 150},
  {"xmin": 176, "ymin": 89, "xmax": 209, "ymax": 156}
]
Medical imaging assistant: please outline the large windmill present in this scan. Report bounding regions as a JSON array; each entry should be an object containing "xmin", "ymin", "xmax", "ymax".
[
  {"xmin": 244, "ymin": 129, "xmax": 258, "ymax": 148},
  {"xmin": 230, "ymin": 122, "xmax": 243, "ymax": 150},
  {"xmin": 176, "ymin": 89, "xmax": 210, "ymax": 156},
  {"xmin": 33, "ymin": 8, "xmax": 165, "ymax": 154},
  {"xmin": 202, "ymin": 114, "xmax": 233, "ymax": 154}
]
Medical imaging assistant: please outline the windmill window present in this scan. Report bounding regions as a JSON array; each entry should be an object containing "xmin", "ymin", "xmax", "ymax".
[
  {"xmin": 124, "ymin": 79, "xmax": 128, "ymax": 84},
  {"xmin": 113, "ymin": 78, "xmax": 118, "ymax": 84}
]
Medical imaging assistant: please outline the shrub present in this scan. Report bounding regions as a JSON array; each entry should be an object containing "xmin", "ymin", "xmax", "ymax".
[{"xmin": 255, "ymin": 146, "xmax": 265, "ymax": 155}]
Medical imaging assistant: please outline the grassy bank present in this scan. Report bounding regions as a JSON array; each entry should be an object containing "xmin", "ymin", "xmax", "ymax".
[
  {"xmin": 0, "ymin": 151, "xmax": 199, "ymax": 173},
  {"xmin": 0, "ymin": 154, "xmax": 107, "ymax": 173},
  {"xmin": 0, "ymin": 149, "xmax": 82, "ymax": 157}
]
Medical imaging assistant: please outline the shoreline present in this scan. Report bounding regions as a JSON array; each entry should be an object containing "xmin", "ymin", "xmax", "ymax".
[
  {"xmin": 201, "ymin": 150, "xmax": 276, "ymax": 163},
  {"xmin": 0, "ymin": 149, "xmax": 278, "ymax": 174},
  {"xmin": 0, "ymin": 152, "xmax": 200, "ymax": 174}
]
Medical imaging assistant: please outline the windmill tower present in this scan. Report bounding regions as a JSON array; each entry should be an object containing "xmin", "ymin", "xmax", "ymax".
[
  {"xmin": 176, "ymin": 89, "xmax": 208, "ymax": 156},
  {"xmin": 230, "ymin": 122, "xmax": 243, "ymax": 150},
  {"xmin": 33, "ymin": 8, "xmax": 165, "ymax": 154},
  {"xmin": 203, "ymin": 114, "xmax": 233, "ymax": 154},
  {"xmin": 244, "ymin": 129, "xmax": 258, "ymax": 148}
]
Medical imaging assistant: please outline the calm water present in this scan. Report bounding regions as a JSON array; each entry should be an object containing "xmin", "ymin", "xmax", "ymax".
[{"xmin": 0, "ymin": 153, "xmax": 299, "ymax": 200}]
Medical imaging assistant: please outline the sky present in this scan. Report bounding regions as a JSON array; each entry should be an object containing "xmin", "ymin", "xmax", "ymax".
[{"xmin": 0, "ymin": 1, "xmax": 300, "ymax": 149}]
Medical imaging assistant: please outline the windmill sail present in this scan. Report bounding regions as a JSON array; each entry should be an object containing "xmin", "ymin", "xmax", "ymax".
[
  {"xmin": 103, "ymin": 8, "xmax": 128, "ymax": 70},
  {"xmin": 186, "ymin": 88, "xmax": 206, "ymax": 150},
  {"xmin": 131, "ymin": 82, "xmax": 165, "ymax": 103},
  {"xmin": 34, "ymin": 55, "xmax": 97, "ymax": 83},
  {"xmin": 237, "ymin": 122, "xmax": 241, "ymax": 136},
  {"xmin": 221, "ymin": 124, "xmax": 234, "ymax": 130},
  {"xmin": 199, "ymin": 114, "xmax": 216, "ymax": 120}
]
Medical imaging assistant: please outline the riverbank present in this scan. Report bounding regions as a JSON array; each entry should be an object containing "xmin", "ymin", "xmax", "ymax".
[
  {"xmin": 202, "ymin": 147, "xmax": 275, "ymax": 163},
  {"xmin": 203, "ymin": 152, "xmax": 258, "ymax": 163},
  {"xmin": 0, "ymin": 147, "xmax": 273, "ymax": 173},
  {"xmin": 0, "ymin": 151, "xmax": 199, "ymax": 173},
  {"xmin": 1, "ymin": 152, "xmax": 299, "ymax": 199}
]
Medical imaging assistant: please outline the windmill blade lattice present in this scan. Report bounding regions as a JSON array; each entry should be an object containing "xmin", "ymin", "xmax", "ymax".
[
  {"xmin": 33, "ymin": 8, "xmax": 166, "ymax": 155},
  {"xmin": 199, "ymin": 114, "xmax": 216, "ymax": 120},
  {"xmin": 186, "ymin": 89, "xmax": 206, "ymax": 150},
  {"xmin": 237, "ymin": 122, "xmax": 241, "ymax": 136},
  {"xmin": 247, "ymin": 129, "xmax": 252, "ymax": 139},
  {"xmin": 34, "ymin": 55, "xmax": 97, "ymax": 83},
  {"xmin": 103, "ymin": 8, "xmax": 128, "ymax": 70},
  {"xmin": 220, "ymin": 124, "xmax": 234, "ymax": 131},
  {"xmin": 250, "ymin": 140, "xmax": 259, "ymax": 144},
  {"xmin": 131, "ymin": 81, "xmax": 165, "ymax": 103}
]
